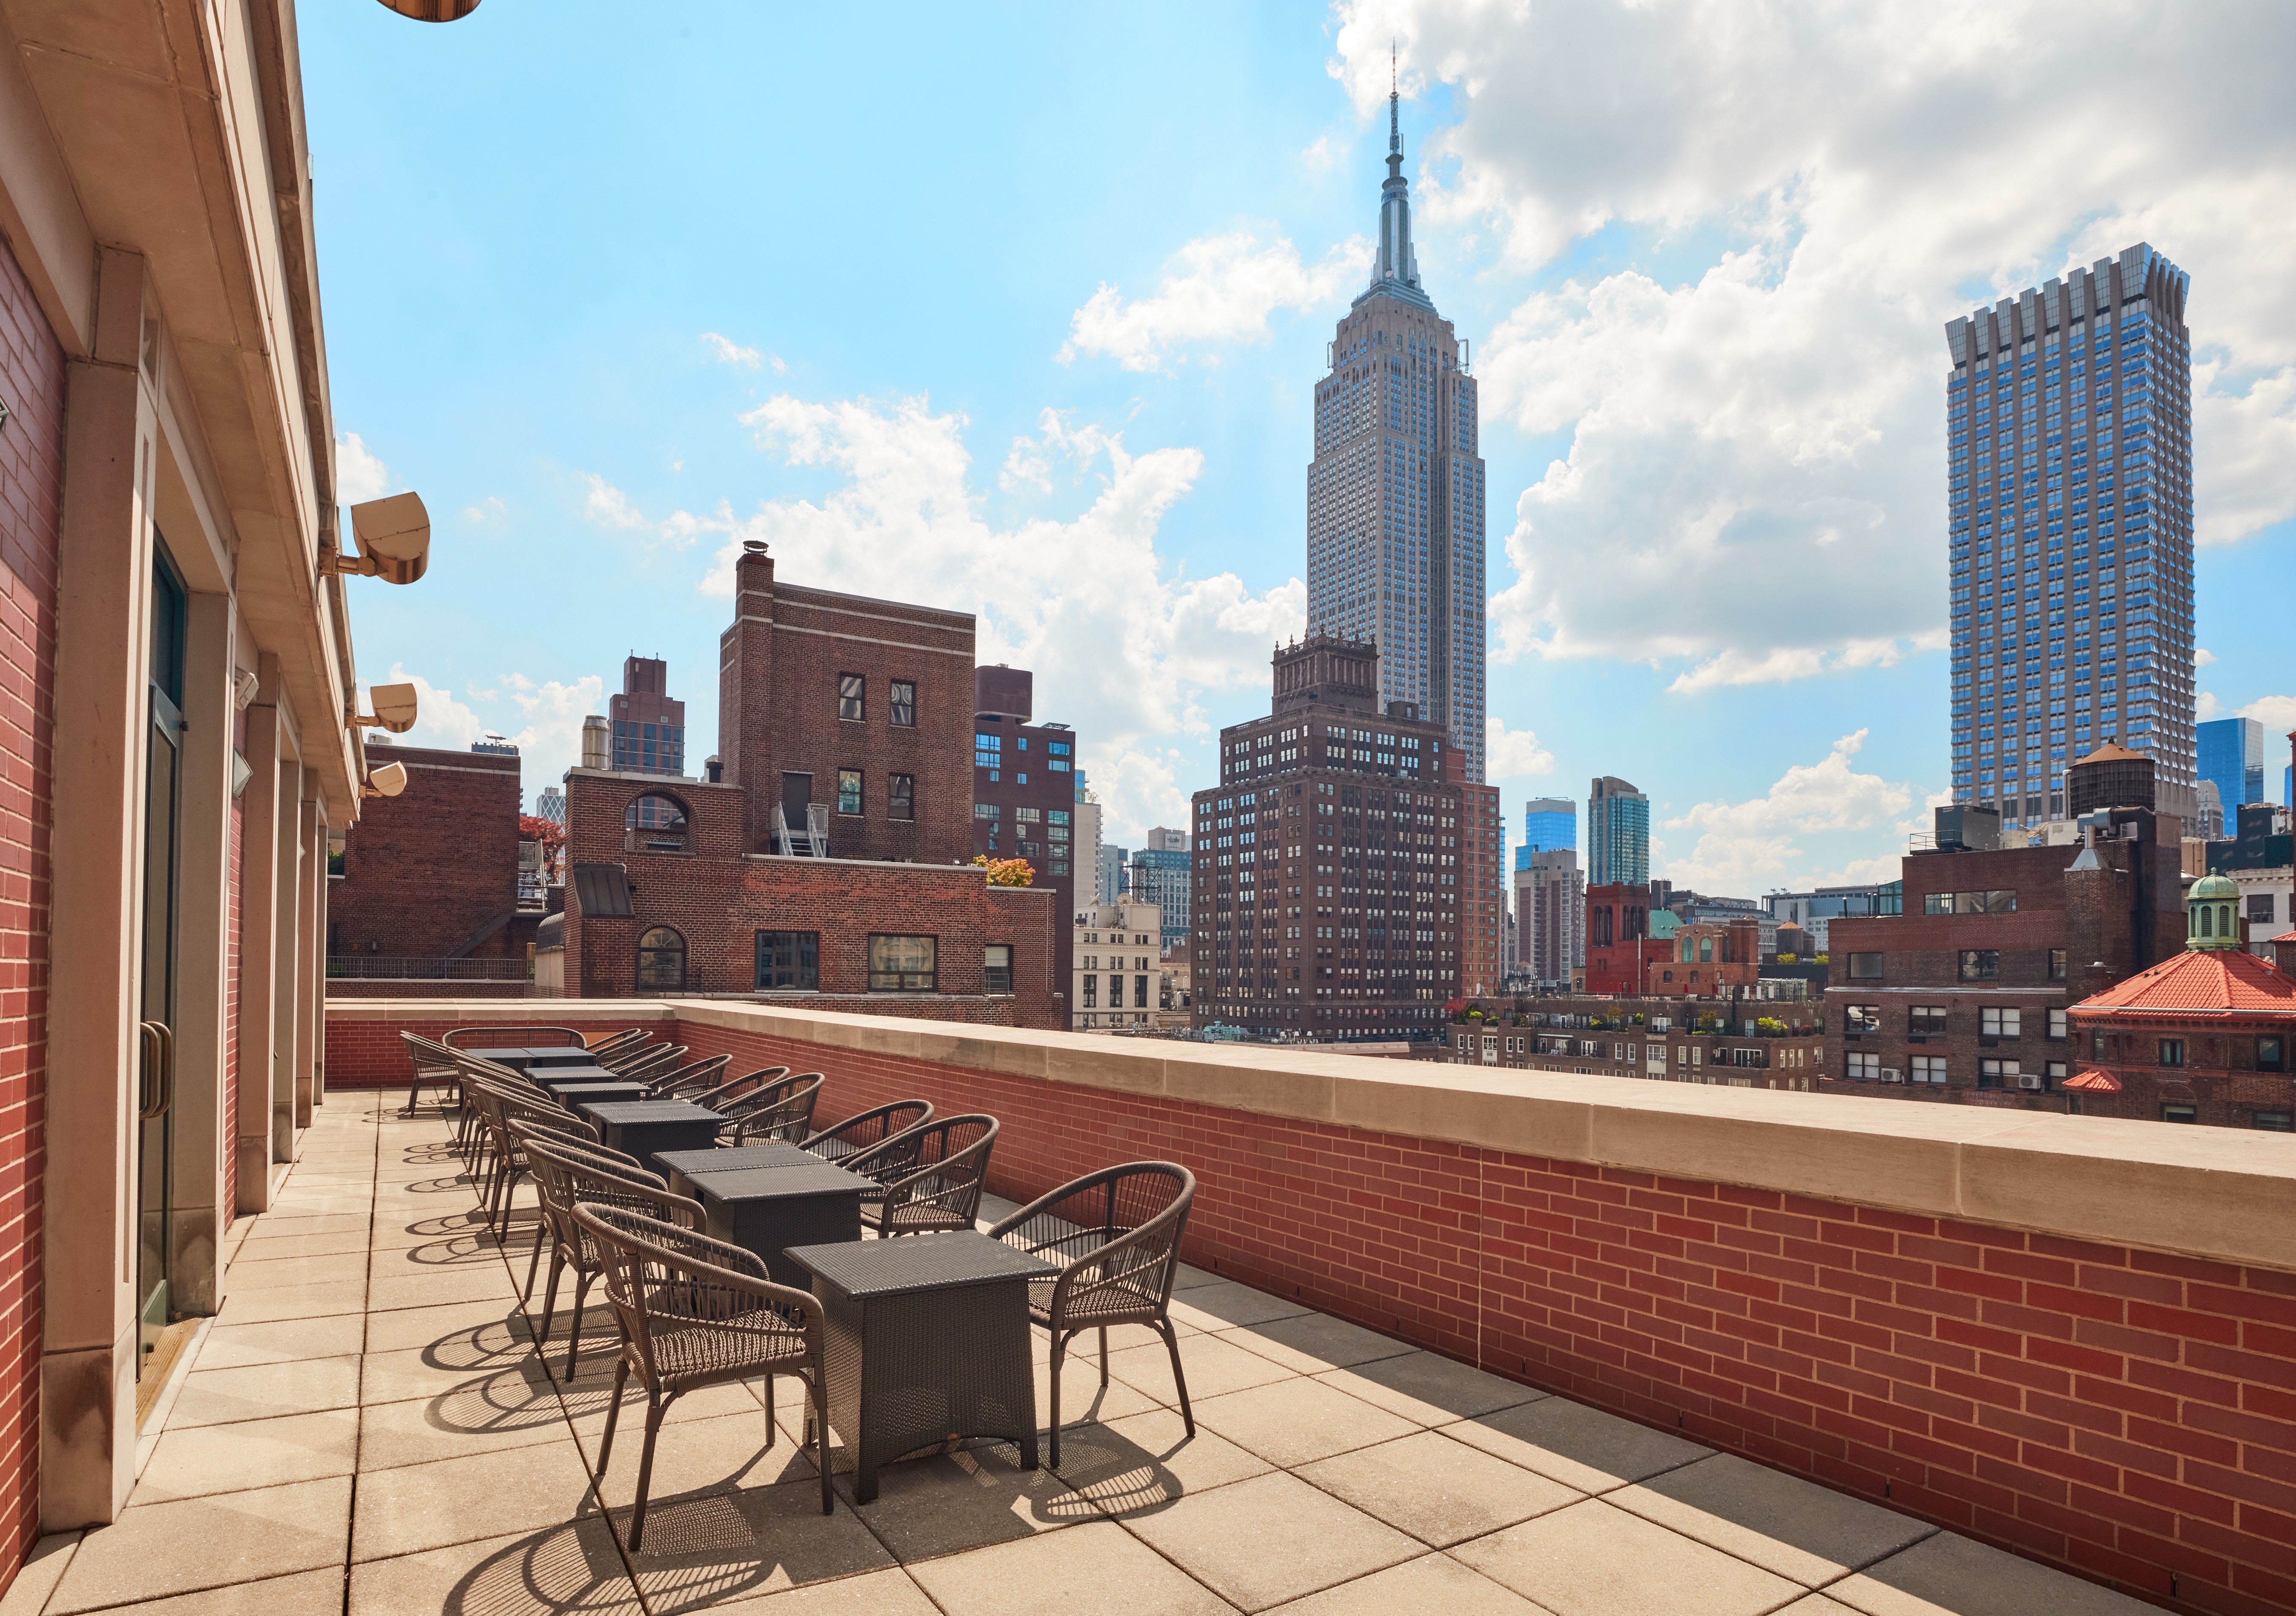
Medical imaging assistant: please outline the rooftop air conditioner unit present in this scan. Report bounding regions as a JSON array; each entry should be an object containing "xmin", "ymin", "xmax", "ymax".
[
  {"xmin": 1880, "ymin": 1067, "xmax": 1902, "ymax": 1084},
  {"xmin": 2017, "ymin": 1072, "xmax": 2045, "ymax": 1091}
]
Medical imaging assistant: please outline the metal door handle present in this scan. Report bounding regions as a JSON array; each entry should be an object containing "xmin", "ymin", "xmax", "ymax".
[{"xmin": 137, "ymin": 1021, "xmax": 174, "ymax": 1121}]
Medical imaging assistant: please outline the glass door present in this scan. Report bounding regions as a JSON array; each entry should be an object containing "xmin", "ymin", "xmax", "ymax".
[{"xmin": 137, "ymin": 551, "xmax": 187, "ymax": 1377}]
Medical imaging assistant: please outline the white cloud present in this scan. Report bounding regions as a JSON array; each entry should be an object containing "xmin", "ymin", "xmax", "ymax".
[
  {"xmin": 579, "ymin": 472, "xmax": 699, "ymax": 549},
  {"xmin": 462, "ymin": 496, "xmax": 507, "ymax": 523},
  {"xmin": 2197, "ymin": 690, "xmax": 2222, "ymax": 722},
  {"xmin": 336, "ymin": 432, "xmax": 391, "ymax": 506},
  {"xmin": 646, "ymin": 391, "xmax": 1300, "ymax": 839},
  {"xmin": 1302, "ymin": 133, "xmax": 1341, "ymax": 172},
  {"xmin": 1485, "ymin": 716, "xmax": 1554, "ymax": 778},
  {"xmin": 1058, "ymin": 231, "xmax": 1371, "ymax": 373},
  {"xmin": 2195, "ymin": 648, "xmax": 2218, "ymax": 667},
  {"xmin": 1330, "ymin": 4, "xmax": 2296, "ymax": 687},
  {"xmin": 702, "ymin": 332, "xmax": 784, "ymax": 372},
  {"xmin": 381, "ymin": 664, "xmax": 607, "ymax": 797},
  {"xmin": 2238, "ymin": 694, "xmax": 2296, "ymax": 739},
  {"xmin": 1661, "ymin": 730, "xmax": 1915, "ymax": 892}
]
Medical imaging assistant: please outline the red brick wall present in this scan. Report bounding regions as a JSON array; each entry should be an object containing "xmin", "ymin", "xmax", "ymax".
[
  {"xmin": 321, "ymin": 1009, "xmax": 667, "ymax": 1089},
  {"xmin": 328, "ymin": 744, "xmax": 520, "ymax": 959},
  {"xmin": 633, "ymin": 1014, "xmax": 2288, "ymax": 1616},
  {"xmin": 0, "ymin": 233, "xmax": 63, "ymax": 1592},
  {"xmin": 325, "ymin": 981, "xmax": 532, "ymax": 1001}
]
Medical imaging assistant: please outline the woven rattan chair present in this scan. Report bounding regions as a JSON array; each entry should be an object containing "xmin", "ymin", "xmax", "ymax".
[
  {"xmin": 800, "ymin": 1099, "xmax": 932, "ymax": 1169},
  {"xmin": 478, "ymin": 1085, "xmax": 600, "ymax": 1237},
  {"xmin": 586, "ymin": 1028, "xmax": 651, "ymax": 1060},
  {"xmin": 523, "ymin": 1136, "xmax": 702, "ymax": 1376},
  {"xmin": 402, "ymin": 1031, "xmax": 463, "ymax": 1116},
  {"xmin": 715, "ymin": 1073, "xmax": 823, "ymax": 1145},
  {"xmin": 615, "ymin": 1045, "xmax": 690, "ymax": 1085},
  {"xmin": 989, "ymin": 1162, "xmax": 1197, "ymax": 1466},
  {"xmin": 573, "ymin": 1202, "xmax": 832, "ymax": 1543},
  {"xmin": 855, "ymin": 1115, "xmax": 997, "ymax": 1237},
  {"xmin": 687, "ymin": 1065, "xmax": 789, "ymax": 1112},
  {"xmin": 506, "ymin": 1120, "xmax": 648, "ymax": 1301},
  {"xmin": 445, "ymin": 1025, "xmax": 585, "ymax": 1049},
  {"xmin": 454, "ymin": 1056, "xmax": 548, "ymax": 1167},
  {"xmin": 644, "ymin": 1054, "xmax": 731, "ymax": 1101}
]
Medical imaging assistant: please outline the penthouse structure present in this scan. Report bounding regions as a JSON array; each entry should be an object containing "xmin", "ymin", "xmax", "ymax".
[{"xmin": 1193, "ymin": 635, "xmax": 1463, "ymax": 1038}]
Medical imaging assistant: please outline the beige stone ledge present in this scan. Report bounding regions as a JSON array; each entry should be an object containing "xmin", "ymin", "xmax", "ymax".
[{"xmin": 328, "ymin": 998, "xmax": 2296, "ymax": 1271}]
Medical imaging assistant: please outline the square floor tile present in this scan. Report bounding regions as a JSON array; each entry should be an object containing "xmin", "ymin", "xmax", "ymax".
[
  {"xmin": 217, "ymin": 1279, "xmax": 368, "ymax": 1325},
  {"xmin": 1451, "ymin": 1498, "xmax": 1800, "ymax": 1616},
  {"xmin": 1612, "ymin": 1453, "xmax": 1938, "ymax": 1585},
  {"xmin": 359, "ymin": 1343, "xmax": 553, "ymax": 1408},
  {"xmin": 1263, "ymin": 1552, "xmax": 1553, "ymax": 1615},
  {"xmin": 119, "ymin": 1566, "xmax": 347, "ymax": 1615},
  {"xmin": 135, "ymin": 1409, "xmax": 361, "ymax": 1503},
  {"xmin": 168, "ymin": 1355, "xmax": 363, "ymax": 1429},
  {"xmin": 194, "ymin": 1314, "xmax": 366, "ymax": 1370},
  {"xmin": 357, "ymin": 1386, "xmax": 577, "ymax": 1472},
  {"xmin": 228, "ymin": 1230, "xmax": 373, "ymax": 1262},
  {"xmin": 592, "ymin": 1408, "xmax": 823, "ymax": 1507},
  {"xmin": 1168, "ymin": 1280, "xmax": 1316, "ymax": 1332},
  {"xmin": 1050, "ymin": 1406, "xmax": 1273, "ymax": 1515},
  {"xmin": 1826, "ymin": 1532, "xmax": 2164, "ymax": 1616},
  {"xmin": 1193, "ymin": 1376, "xmax": 1419, "ymax": 1469},
  {"xmin": 1222, "ymin": 1312, "xmax": 1417, "ymax": 1374},
  {"xmin": 613, "ymin": 1477, "xmax": 898, "ymax": 1612},
  {"xmin": 1108, "ymin": 1331, "xmax": 1293, "ymax": 1403},
  {"xmin": 368, "ymin": 1265, "xmax": 515, "ymax": 1313},
  {"xmin": 908, "ymin": 1518, "xmax": 1230, "ymax": 1616},
  {"xmin": 1298, "ymin": 1430, "xmax": 1581, "ymax": 1548},
  {"xmin": 347, "ymin": 1517, "xmax": 641, "ymax": 1615},
  {"xmin": 45, "ymin": 1476, "xmax": 352, "ymax": 1614},
  {"xmin": 1442, "ymin": 1397, "xmax": 1710, "ymax": 1493},
  {"xmin": 1123, "ymin": 1469, "xmax": 1422, "ymax": 1613},
  {"xmin": 840, "ymin": 1442, "xmax": 1101, "ymax": 1563},
  {"xmin": 350, "ymin": 1437, "xmax": 597, "ymax": 1561},
  {"xmin": 1312, "ymin": 1352, "xmax": 1542, "ymax": 1425},
  {"xmin": 1036, "ymin": 1349, "xmax": 1162, "ymax": 1432},
  {"xmin": 360, "ymin": 1295, "xmax": 533, "ymax": 1357}
]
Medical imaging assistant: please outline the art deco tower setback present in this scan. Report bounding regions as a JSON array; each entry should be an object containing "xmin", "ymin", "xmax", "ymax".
[
  {"xmin": 1945, "ymin": 246, "xmax": 2196, "ymax": 827},
  {"xmin": 1307, "ymin": 72, "xmax": 1488, "ymax": 781}
]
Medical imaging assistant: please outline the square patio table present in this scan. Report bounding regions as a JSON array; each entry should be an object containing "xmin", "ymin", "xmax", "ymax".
[
  {"xmin": 547, "ymin": 1081, "xmax": 654, "ymax": 1109},
  {"xmin": 693, "ymin": 1164, "xmax": 867, "ymax": 1286},
  {"xmin": 786, "ymin": 1231, "xmax": 1057, "ymax": 1503},
  {"xmin": 576, "ymin": 1099, "xmax": 724, "ymax": 1170},
  {"xmin": 530, "ymin": 1066, "xmax": 621, "ymax": 1092},
  {"xmin": 653, "ymin": 1142, "xmax": 816, "ymax": 1201},
  {"xmin": 460, "ymin": 1046, "xmax": 597, "ymax": 1073}
]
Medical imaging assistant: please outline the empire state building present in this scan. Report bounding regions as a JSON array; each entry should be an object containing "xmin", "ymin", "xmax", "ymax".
[{"xmin": 1305, "ymin": 75, "xmax": 1488, "ymax": 781}]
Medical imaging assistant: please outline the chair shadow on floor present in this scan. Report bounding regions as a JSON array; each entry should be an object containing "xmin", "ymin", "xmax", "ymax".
[{"xmin": 438, "ymin": 1517, "xmax": 637, "ymax": 1616}]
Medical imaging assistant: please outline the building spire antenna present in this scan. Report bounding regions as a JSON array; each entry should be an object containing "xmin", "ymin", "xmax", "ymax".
[{"xmin": 1389, "ymin": 41, "xmax": 1400, "ymax": 156}]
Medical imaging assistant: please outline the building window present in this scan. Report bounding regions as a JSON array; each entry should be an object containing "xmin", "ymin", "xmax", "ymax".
[
  {"xmin": 1979, "ymin": 1059, "xmax": 2012, "ymax": 1090},
  {"xmin": 975, "ymin": 733, "xmax": 1001, "ymax": 768},
  {"xmin": 1910, "ymin": 1005, "xmax": 1948, "ymax": 1035},
  {"xmin": 837, "ymin": 769, "xmax": 863, "ymax": 815},
  {"xmin": 1848, "ymin": 952, "xmax": 1884, "ymax": 980},
  {"xmin": 2047, "ymin": 1009, "xmax": 2067, "ymax": 1041},
  {"xmin": 2249, "ymin": 895, "xmax": 2276, "ymax": 925},
  {"xmin": 890, "ymin": 773, "xmax": 914, "ymax": 821},
  {"xmin": 839, "ymin": 673, "xmax": 865, "ymax": 721},
  {"xmin": 2259, "ymin": 1037, "xmax": 2286, "ymax": 1073},
  {"xmin": 755, "ymin": 930, "xmax": 819, "ymax": 990},
  {"xmin": 2049, "ymin": 948, "xmax": 2067, "ymax": 982},
  {"xmin": 2158, "ymin": 1038, "xmax": 2185, "ymax": 1068},
  {"xmin": 868, "ymin": 934, "xmax": 937, "ymax": 992},
  {"xmin": 984, "ymin": 945, "xmax": 1012, "ymax": 994},
  {"xmin": 1847, "ymin": 1051, "xmax": 1879, "ymax": 1082},
  {"xmin": 890, "ymin": 680, "xmax": 916, "ymax": 727},
  {"xmin": 624, "ymin": 794, "xmax": 689, "ymax": 852},
  {"xmin": 1958, "ymin": 949, "xmax": 1999, "ymax": 981},
  {"xmin": 1135, "ymin": 974, "xmax": 1150, "ymax": 1008},
  {"xmin": 635, "ymin": 926, "xmax": 686, "ymax": 992},
  {"xmin": 1082, "ymin": 974, "xmax": 1098, "ymax": 1009},
  {"xmin": 1981, "ymin": 1007, "xmax": 2021, "ymax": 1038},
  {"xmin": 1910, "ymin": 1055, "xmax": 1948, "ymax": 1085},
  {"xmin": 1844, "ymin": 1004, "xmax": 1880, "ymax": 1037},
  {"xmin": 2161, "ymin": 1104, "xmax": 2197, "ymax": 1124},
  {"xmin": 2256, "ymin": 1110, "xmax": 2293, "ymax": 1133},
  {"xmin": 2092, "ymin": 1030, "xmax": 2108, "ymax": 1059}
]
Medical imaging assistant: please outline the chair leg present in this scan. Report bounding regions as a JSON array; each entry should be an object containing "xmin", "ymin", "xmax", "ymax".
[
  {"xmin": 1047, "ymin": 1333, "xmax": 1066, "ymax": 1472},
  {"xmin": 1098, "ymin": 1326, "xmax": 1109, "ymax": 1387},
  {"xmin": 565, "ymin": 1272, "xmax": 594, "ymax": 1379},
  {"xmin": 813, "ymin": 1374, "xmax": 833, "ymax": 1515},
  {"xmin": 522, "ymin": 1219, "xmax": 548, "ymax": 1300},
  {"xmin": 536, "ymin": 1250, "xmax": 567, "ymax": 1347},
  {"xmin": 595, "ymin": 1357, "xmax": 630, "ymax": 1480},
  {"xmin": 763, "ymin": 1373, "xmax": 776, "ymax": 1449},
  {"xmin": 1159, "ymin": 1317, "xmax": 1194, "ymax": 1438},
  {"xmin": 627, "ymin": 1396, "xmax": 668, "ymax": 1552}
]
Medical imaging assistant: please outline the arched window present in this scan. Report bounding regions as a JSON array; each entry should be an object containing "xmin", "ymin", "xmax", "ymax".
[
  {"xmin": 625, "ymin": 794, "xmax": 689, "ymax": 852},
  {"xmin": 635, "ymin": 926, "xmax": 686, "ymax": 991},
  {"xmin": 1698, "ymin": 937, "xmax": 1713, "ymax": 963},
  {"xmin": 2198, "ymin": 906, "xmax": 2214, "ymax": 938},
  {"xmin": 2219, "ymin": 904, "xmax": 2235, "ymax": 939}
]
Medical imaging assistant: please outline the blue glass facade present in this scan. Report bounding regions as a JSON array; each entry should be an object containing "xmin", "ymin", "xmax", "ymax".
[
  {"xmin": 1515, "ymin": 796, "xmax": 1575, "ymax": 873},
  {"xmin": 1946, "ymin": 246, "xmax": 2195, "ymax": 827},
  {"xmin": 2196, "ymin": 716, "xmax": 2264, "ymax": 836}
]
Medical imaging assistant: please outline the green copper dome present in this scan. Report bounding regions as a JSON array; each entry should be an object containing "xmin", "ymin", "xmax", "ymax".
[{"xmin": 2187, "ymin": 872, "xmax": 2242, "ymax": 950}]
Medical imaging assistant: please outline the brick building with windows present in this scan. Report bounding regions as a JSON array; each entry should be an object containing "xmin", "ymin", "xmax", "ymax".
[
  {"xmin": 971, "ymin": 665, "xmax": 1079, "ymax": 989},
  {"xmin": 1440, "ymin": 994, "xmax": 1826, "ymax": 1090},
  {"xmin": 1584, "ymin": 882, "xmax": 1671, "ymax": 996},
  {"xmin": 2060, "ymin": 872, "xmax": 2296, "ymax": 1129},
  {"xmin": 1647, "ymin": 917, "xmax": 1763, "ymax": 999},
  {"xmin": 1190, "ymin": 635, "xmax": 1462, "ymax": 1040},
  {"xmin": 1824, "ymin": 798, "xmax": 2182, "ymax": 1108},
  {"xmin": 326, "ymin": 740, "xmax": 534, "ymax": 973},
  {"xmin": 1071, "ymin": 896, "xmax": 1164, "ymax": 1031},
  {"xmin": 608, "ymin": 654, "xmax": 685, "ymax": 776},
  {"xmin": 562, "ymin": 543, "xmax": 1060, "ymax": 1026},
  {"xmin": 1457, "ymin": 770, "xmax": 1503, "ymax": 997}
]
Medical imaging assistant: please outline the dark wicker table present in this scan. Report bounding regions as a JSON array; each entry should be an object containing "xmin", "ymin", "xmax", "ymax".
[
  {"xmin": 786, "ymin": 1231, "xmax": 1057, "ymax": 1503},
  {"xmin": 531, "ymin": 1067, "xmax": 620, "ymax": 1091},
  {"xmin": 463, "ymin": 1046, "xmax": 597, "ymax": 1073},
  {"xmin": 693, "ymin": 1164, "xmax": 868, "ymax": 1286},
  {"xmin": 653, "ymin": 1143, "xmax": 816, "ymax": 1202},
  {"xmin": 547, "ymin": 1081, "xmax": 653, "ymax": 1109},
  {"xmin": 575, "ymin": 1099, "xmax": 724, "ymax": 1170}
]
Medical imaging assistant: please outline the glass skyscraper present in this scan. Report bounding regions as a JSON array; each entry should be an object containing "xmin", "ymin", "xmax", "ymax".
[
  {"xmin": 1305, "ymin": 73, "xmax": 1488, "ymax": 780},
  {"xmin": 2196, "ymin": 716, "xmax": 2264, "ymax": 837},
  {"xmin": 1945, "ymin": 245, "xmax": 2195, "ymax": 825},
  {"xmin": 1515, "ymin": 796, "xmax": 1575, "ymax": 873},
  {"xmin": 1587, "ymin": 776, "xmax": 1649, "ymax": 887}
]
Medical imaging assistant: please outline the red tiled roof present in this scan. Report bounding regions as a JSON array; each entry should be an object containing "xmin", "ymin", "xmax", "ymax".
[
  {"xmin": 2063, "ymin": 1068, "xmax": 2122, "ymax": 1093},
  {"xmin": 2075, "ymin": 948, "xmax": 2296, "ymax": 1014}
]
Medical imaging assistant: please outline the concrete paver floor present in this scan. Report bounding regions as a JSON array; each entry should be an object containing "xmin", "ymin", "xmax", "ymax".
[{"xmin": 0, "ymin": 1093, "xmax": 2167, "ymax": 1616}]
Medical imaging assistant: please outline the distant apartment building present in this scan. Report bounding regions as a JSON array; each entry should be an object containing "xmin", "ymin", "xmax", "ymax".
[
  {"xmin": 972, "ymin": 666, "xmax": 1080, "ymax": 988},
  {"xmin": 1442, "ymin": 994, "xmax": 1825, "ymax": 1090},
  {"xmin": 1584, "ymin": 883, "xmax": 1669, "ymax": 996},
  {"xmin": 534, "ymin": 786, "xmax": 567, "ymax": 827},
  {"xmin": 1191, "ymin": 635, "xmax": 1463, "ymax": 1040},
  {"xmin": 1097, "ymin": 843, "xmax": 1129, "ymax": 904},
  {"xmin": 2210, "ymin": 803, "xmax": 2293, "ymax": 959},
  {"xmin": 1764, "ymin": 883, "xmax": 1898, "ymax": 954},
  {"xmin": 1588, "ymin": 776, "xmax": 1649, "ymax": 886},
  {"xmin": 1946, "ymin": 244, "xmax": 2198, "ymax": 831},
  {"xmin": 610, "ymin": 655, "xmax": 687, "ymax": 776},
  {"xmin": 330, "ymin": 742, "xmax": 534, "ymax": 975},
  {"xmin": 1648, "ymin": 917, "xmax": 1763, "ymax": 1000},
  {"xmin": 1074, "ymin": 896, "xmax": 1163, "ymax": 1032},
  {"xmin": 1128, "ymin": 827, "xmax": 1193, "ymax": 949},
  {"xmin": 471, "ymin": 733, "xmax": 518, "ymax": 756},
  {"xmin": 1460, "ymin": 774, "xmax": 1504, "ymax": 996},
  {"xmin": 1516, "ymin": 847, "xmax": 1584, "ymax": 988},
  {"xmin": 1073, "ymin": 775, "xmax": 1103, "ymax": 909},
  {"xmin": 2198, "ymin": 716, "xmax": 2264, "ymax": 837},
  {"xmin": 1515, "ymin": 796, "xmax": 1575, "ymax": 871}
]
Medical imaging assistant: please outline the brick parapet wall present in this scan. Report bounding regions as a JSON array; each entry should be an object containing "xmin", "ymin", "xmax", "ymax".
[{"xmin": 324, "ymin": 999, "xmax": 2296, "ymax": 1613}]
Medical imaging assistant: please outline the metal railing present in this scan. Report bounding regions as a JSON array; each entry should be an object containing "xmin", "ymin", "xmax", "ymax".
[{"xmin": 325, "ymin": 956, "xmax": 531, "ymax": 981}]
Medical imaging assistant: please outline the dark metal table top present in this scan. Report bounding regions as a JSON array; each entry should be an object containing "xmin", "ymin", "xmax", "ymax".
[
  {"xmin": 549, "ymin": 1082, "xmax": 652, "ymax": 1105},
  {"xmin": 695, "ymin": 1164, "xmax": 869, "ymax": 1208},
  {"xmin": 463, "ymin": 1046, "xmax": 586, "ymax": 1062},
  {"xmin": 654, "ymin": 1144, "xmax": 815, "ymax": 1178},
  {"xmin": 576, "ymin": 1099, "xmax": 722, "ymax": 1125},
  {"xmin": 533, "ymin": 1067, "xmax": 618, "ymax": 1086},
  {"xmin": 787, "ymin": 1231, "xmax": 1057, "ymax": 1300}
]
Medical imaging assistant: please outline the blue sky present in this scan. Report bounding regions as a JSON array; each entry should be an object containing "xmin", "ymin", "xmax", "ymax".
[{"xmin": 308, "ymin": 1, "xmax": 2296, "ymax": 894}]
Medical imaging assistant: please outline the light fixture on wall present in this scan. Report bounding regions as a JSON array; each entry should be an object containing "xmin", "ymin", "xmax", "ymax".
[
  {"xmin": 322, "ymin": 492, "xmax": 431, "ymax": 585},
  {"xmin": 347, "ymin": 682, "xmax": 419, "ymax": 734},
  {"xmin": 230, "ymin": 751, "xmax": 253, "ymax": 798},
  {"xmin": 362, "ymin": 762, "xmax": 408, "ymax": 800},
  {"xmin": 232, "ymin": 667, "xmax": 259, "ymax": 710}
]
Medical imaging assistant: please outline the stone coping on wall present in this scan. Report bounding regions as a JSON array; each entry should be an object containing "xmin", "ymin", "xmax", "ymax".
[{"xmin": 325, "ymin": 996, "xmax": 2296, "ymax": 1271}]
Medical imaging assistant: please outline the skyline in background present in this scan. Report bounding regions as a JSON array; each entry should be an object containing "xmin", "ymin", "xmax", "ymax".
[{"xmin": 307, "ymin": 2, "xmax": 2296, "ymax": 898}]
